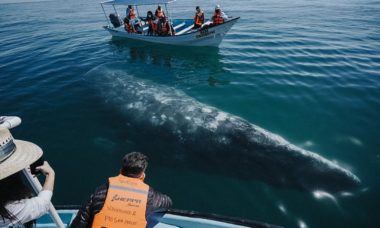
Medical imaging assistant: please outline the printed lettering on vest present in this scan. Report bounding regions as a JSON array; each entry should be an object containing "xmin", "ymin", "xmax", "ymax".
[{"xmin": 92, "ymin": 175, "xmax": 149, "ymax": 228}]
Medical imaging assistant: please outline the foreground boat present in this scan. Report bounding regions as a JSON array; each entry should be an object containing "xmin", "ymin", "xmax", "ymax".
[
  {"xmin": 100, "ymin": 0, "xmax": 239, "ymax": 46},
  {"xmin": 1, "ymin": 116, "xmax": 280, "ymax": 227},
  {"xmin": 36, "ymin": 207, "xmax": 281, "ymax": 228}
]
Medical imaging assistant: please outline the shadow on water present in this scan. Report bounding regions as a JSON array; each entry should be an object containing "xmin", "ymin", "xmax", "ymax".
[{"xmin": 107, "ymin": 39, "xmax": 230, "ymax": 86}]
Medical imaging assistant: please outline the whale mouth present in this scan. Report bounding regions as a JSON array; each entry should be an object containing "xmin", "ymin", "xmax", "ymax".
[{"xmin": 84, "ymin": 63, "xmax": 361, "ymax": 193}]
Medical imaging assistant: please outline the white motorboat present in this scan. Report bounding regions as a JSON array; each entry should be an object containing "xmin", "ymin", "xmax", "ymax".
[{"xmin": 100, "ymin": 0, "xmax": 239, "ymax": 46}]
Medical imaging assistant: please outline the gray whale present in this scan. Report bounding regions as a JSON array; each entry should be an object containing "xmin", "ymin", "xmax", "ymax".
[{"xmin": 87, "ymin": 65, "xmax": 360, "ymax": 192}]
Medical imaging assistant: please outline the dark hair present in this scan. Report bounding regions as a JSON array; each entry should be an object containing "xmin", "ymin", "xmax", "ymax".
[
  {"xmin": 121, "ymin": 152, "xmax": 148, "ymax": 177},
  {"xmin": 0, "ymin": 172, "xmax": 34, "ymax": 227},
  {"xmin": 147, "ymin": 11, "xmax": 154, "ymax": 19},
  {"xmin": 196, "ymin": 6, "xmax": 200, "ymax": 10}
]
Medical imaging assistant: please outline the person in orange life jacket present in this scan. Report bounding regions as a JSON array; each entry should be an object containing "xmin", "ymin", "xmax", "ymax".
[
  {"xmin": 193, "ymin": 6, "xmax": 204, "ymax": 29},
  {"xmin": 124, "ymin": 17, "xmax": 136, "ymax": 33},
  {"xmin": 158, "ymin": 16, "xmax": 173, "ymax": 36},
  {"xmin": 146, "ymin": 11, "xmax": 157, "ymax": 36},
  {"xmin": 126, "ymin": 5, "xmax": 136, "ymax": 20},
  {"xmin": 70, "ymin": 152, "xmax": 172, "ymax": 228},
  {"xmin": 211, "ymin": 5, "xmax": 228, "ymax": 26},
  {"xmin": 155, "ymin": 5, "xmax": 165, "ymax": 19}
]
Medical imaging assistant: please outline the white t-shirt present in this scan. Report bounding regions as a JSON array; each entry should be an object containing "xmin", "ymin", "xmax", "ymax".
[{"xmin": 0, "ymin": 190, "xmax": 52, "ymax": 227}]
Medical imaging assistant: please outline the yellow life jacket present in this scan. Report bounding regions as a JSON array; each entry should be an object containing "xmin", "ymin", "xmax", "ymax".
[{"xmin": 92, "ymin": 174, "xmax": 149, "ymax": 228}]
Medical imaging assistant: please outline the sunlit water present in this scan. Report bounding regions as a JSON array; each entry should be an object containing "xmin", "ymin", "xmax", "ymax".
[{"xmin": 1, "ymin": 0, "xmax": 379, "ymax": 227}]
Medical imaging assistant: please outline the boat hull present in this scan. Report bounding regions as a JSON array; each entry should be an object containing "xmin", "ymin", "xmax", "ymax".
[
  {"xmin": 104, "ymin": 17, "xmax": 239, "ymax": 47},
  {"xmin": 36, "ymin": 208, "xmax": 280, "ymax": 227}
]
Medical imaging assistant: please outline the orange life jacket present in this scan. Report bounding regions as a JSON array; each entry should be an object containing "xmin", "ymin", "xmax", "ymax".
[
  {"xmin": 194, "ymin": 11, "xmax": 204, "ymax": 26},
  {"xmin": 129, "ymin": 9, "xmax": 136, "ymax": 19},
  {"xmin": 148, "ymin": 20, "xmax": 157, "ymax": 33},
  {"xmin": 125, "ymin": 23, "xmax": 135, "ymax": 33},
  {"xmin": 160, "ymin": 22, "xmax": 170, "ymax": 35},
  {"xmin": 213, "ymin": 12, "xmax": 224, "ymax": 25},
  {"xmin": 92, "ymin": 175, "xmax": 149, "ymax": 228}
]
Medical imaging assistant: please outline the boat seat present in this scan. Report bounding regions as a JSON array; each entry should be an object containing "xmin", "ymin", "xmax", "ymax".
[
  {"xmin": 175, "ymin": 24, "xmax": 194, "ymax": 35},
  {"xmin": 173, "ymin": 22, "xmax": 185, "ymax": 31}
]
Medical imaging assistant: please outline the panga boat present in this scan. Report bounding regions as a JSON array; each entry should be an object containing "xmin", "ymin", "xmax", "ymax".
[
  {"xmin": 100, "ymin": 0, "xmax": 240, "ymax": 46},
  {"xmin": 36, "ymin": 207, "xmax": 281, "ymax": 228}
]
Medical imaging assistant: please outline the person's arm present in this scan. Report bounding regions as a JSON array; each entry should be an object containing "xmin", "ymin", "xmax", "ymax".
[
  {"xmin": 157, "ymin": 23, "xmax": 162, "ymax": 35},
  {"xmin": 146, "ymin": 187, "xmax": 172, "ymax": 213},
  {"xmin": 167, "ymin": 24, "xmax": 172, "ymax": 36},
  {"xmin": 5, "ymin": 191, "xmax": 53, "ymax": 224},
  {"xmin": 70, "ymin": 184, "xmax": 108, "ymax": 228},
  {"xmin": 36, "ymin": 161, "xmax": 55, "ymax": 192},
  {"xmin": 4, "ymin": 162, "xmax": 55, "ymax": 224},
  {"xmin": 221, "ymin": 11, "xmax": 228, "ymax": 20}
]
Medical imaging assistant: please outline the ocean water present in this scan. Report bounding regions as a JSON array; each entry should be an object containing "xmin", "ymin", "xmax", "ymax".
[{"xmin": 1, "ymin": 0, "xmax": 380, "ymax": 227}]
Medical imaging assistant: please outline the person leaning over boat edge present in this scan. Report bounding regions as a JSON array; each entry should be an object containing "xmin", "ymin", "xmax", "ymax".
[
  {"xmin": 0, "ymin": 128, "xmax": 56, "ymax": 227},
  {"xmin": 193, "ymin": 6, "xmax": 204, "ymax": 29},
  {"xmin": 70, "ymin": 152, "xmax": 172, "ymax": 228}
]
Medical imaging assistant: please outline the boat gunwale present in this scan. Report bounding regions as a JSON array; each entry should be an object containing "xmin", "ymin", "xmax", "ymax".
[
  {"xmin": 104, "ymin": 16, "xmax": 240, "ymax": 38},
  {"xmin": 154, "ymin": 208, "xmax": 283, "ymax": 228},
  {"xmin": 50, "ymin": 206, "xmax": 281, "ymax": 228}
]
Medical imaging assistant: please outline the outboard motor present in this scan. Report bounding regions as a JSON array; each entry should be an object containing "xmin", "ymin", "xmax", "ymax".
[{"xmin": 109, "ymin": 13, "xmax": 121, "ymax": 28}]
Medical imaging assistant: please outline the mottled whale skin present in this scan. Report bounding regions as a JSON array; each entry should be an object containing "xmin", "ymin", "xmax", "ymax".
[{"xmin": 89, "ymin": 67, "xmax": 360, "ymax": 192}]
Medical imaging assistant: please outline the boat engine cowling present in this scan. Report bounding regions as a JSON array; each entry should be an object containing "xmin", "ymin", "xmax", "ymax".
[{"xmin": 109, "ymin": 13, "xmax": 121, "ymax": 28}]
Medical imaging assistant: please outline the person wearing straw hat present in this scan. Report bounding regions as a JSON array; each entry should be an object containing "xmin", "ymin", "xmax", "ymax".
[{"xmin": 0, "ymin": 128, "xmax": 55, "ymax": 227}]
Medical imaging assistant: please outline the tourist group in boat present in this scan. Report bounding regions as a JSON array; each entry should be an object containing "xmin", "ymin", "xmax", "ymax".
[{"xmin": 120, "ymin": 4, "xmax": 229, "ymax": 36}]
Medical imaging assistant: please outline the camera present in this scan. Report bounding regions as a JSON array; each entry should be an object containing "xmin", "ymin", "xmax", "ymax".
[{"xmin": 30, "ymin": 156, "xmax": 44, "ymax": 175}]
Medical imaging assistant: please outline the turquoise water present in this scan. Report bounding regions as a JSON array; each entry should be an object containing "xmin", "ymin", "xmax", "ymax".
[{"xmin": 1, "ymin": 0, "xmax": 380, "ymax": 227}]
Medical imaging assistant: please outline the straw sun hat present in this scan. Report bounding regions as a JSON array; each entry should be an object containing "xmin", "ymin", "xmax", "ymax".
[{"xmin": 0, "ymin": 128, "xmax": 43, "ymax": 180}]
